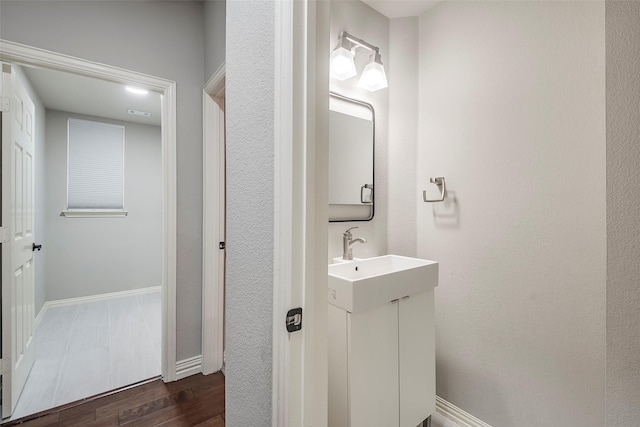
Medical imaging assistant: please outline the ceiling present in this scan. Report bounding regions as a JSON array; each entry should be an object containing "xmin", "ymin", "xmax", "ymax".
[
  {"xmin": 361, "ymin": 0, "xmax": 443, "ymax": 18},
  {"xmin": 20, "ymin": 0, "xmax": 439, "ymax": 126},
  {"xmin": 23, "ymin": 66, "xmax": 162, "ymax": 127}
]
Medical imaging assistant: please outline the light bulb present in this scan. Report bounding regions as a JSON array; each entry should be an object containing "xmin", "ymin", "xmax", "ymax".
[
  {"xmin": 360, "ymin": 68, "xmax": 383, "ymax": 87},
  {"xmin": 332, "ymin": 54, "xmax": 354, "ymax": 77}
]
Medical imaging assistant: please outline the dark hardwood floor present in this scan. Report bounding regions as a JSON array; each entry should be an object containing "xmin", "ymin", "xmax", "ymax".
[{"xmin": 4, "ymin": 372, "xmax": 225, "ymax": 427}]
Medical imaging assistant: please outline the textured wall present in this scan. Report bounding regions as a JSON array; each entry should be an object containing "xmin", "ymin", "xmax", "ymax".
[
  {"xmin": 606, "ymin": 1, "xmax": 640, "ymax": 425},
  {"xmin": 0, "ymin": 0, "xmax": 205, "ymax": 360},
  {"xmin": 328, "ymin": 0, "xmax": 389, "ymax": 262},
  {"xmin": 417, "ymin": 2, "xmax": 605, "ymax": 425},
  {"xmin": 225, "ymin": 0, "xmax": 274, "ymax": 424},
  {"xmin": 43, "ymin": 110, "xmax": 161, "ymax": 301}
]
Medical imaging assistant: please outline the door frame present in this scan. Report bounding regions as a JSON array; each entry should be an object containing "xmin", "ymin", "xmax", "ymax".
[
  {"xmin": 0, "ymin": 39, "xmax": 178, "ymax": 382},
  {"xmin": 272, "ymin": 1, "xmax": 330, "ymax": 425},
  {"xmin": 202, "ymin": 63, "xmax": 225, "ymax": 375}
]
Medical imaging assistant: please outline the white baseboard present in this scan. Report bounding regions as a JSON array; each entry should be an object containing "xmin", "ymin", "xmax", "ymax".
[
  {"xmin": 34, "ymin": 286, "xmax": 161, "ymax": 330},
  {"xmin": 435, "ymin": 396, "xmax": 493, "ymax": 427},
  {"xmin": 176, "ymin": 355, "xmax": 203, "ymax": 380}
]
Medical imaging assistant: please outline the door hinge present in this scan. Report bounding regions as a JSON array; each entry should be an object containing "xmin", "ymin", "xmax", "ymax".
[
  {"xmin": 219, "ymin": 242, "xmax": 225, "ymax": 250},
  {"xmin": 1, "ymin": 358, "xmax": 10, "ymax": 375},
  {"xmin": 286, "ymin": 308, "xmax": 303, "ymax": 333},
  {"xmin": 1, "ymin": 96, "xmax": 9, "ymax": 113},
  {"xmin": 0, "ymin": 227, "xmax": 9, "ymax": 244}
]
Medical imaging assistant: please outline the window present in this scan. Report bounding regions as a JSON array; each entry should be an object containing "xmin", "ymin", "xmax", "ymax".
[{"xmin": 62, "ymin": 118, "xmax": 127, "ymax": 217}]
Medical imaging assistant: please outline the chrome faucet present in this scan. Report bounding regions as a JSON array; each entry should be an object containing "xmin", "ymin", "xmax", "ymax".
[{"xmin": 343, "ymin": 227, "xmax": 366, "ymax": 260}]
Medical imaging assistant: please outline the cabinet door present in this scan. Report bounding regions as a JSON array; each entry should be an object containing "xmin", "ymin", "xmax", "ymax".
[
  {"xmin": 350, "ymin": 302, "xmax": 399, "ymax": 427},
  {"xmin": 399, "ymin": 291, "xmax": 435, "ymax": 427},
  {"xmin": 328, "ymin": 304, "xmax": 349, "ymax": 427}
]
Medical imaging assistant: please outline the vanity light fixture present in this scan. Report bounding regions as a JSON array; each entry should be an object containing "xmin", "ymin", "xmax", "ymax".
[{"xmin": 330, "ymin": 31, "xmax": 388, "ymax": 92}]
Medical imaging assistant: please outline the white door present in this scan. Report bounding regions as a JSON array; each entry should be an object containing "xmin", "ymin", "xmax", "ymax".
[
  {"xmin": 202, "ymin": 76, "xmax": 226, "ymax": 374},
  {"xmin": 1, "ymin": 63, "xmax": 37, "ymax": 419}
]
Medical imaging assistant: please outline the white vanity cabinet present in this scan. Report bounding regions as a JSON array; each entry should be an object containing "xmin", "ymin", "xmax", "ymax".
[{"xmin": 328, "ymin": 289, "xmax": 436, "ymax": 427}]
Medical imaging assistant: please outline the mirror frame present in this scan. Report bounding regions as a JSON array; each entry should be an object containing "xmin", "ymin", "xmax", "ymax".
[{"xmin": 328, "ymin": 91, "xmax": 375, "ymax": 222}]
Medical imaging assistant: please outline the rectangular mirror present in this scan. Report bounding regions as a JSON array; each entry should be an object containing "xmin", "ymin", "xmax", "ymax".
[{"xmin": 329, "ymin": 92, "xmax": 374, "ymax": 222}]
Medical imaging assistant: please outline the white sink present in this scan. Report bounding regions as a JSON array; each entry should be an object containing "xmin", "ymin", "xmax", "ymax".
[{"xmin": 328, "ymin": 254, "xmax": 438, "ymax": 313}]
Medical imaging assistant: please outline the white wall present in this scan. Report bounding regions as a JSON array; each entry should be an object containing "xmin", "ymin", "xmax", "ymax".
[
  {"xmin": 43, "ymin": 110, "xmax": 161, "ymax": 301},
  {"xmin": 225, "ymin": 1, "xmax": 274, "ymax": 424},
  {"xmin": 0, "ymin": 0, "xmax": 206, "ymax": 360},
  {"xmin": 328, "ymin": 0, "xmax": 389, "ymax": 262},
  {"xmin": 606, "ymin": 1, "xmax": 640, "ymax": 425},
  {"xmin": 416, "ymin": 2, "xmax": 605, "ymax": 426},
  {"xmin": 388, "ymin": 17, "xmax": 418, "ymax": 257}
]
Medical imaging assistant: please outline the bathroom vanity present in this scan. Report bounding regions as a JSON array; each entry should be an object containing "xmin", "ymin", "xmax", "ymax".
[{"xmin": 328, "ymin": 255, "xmax": 438, "ymax": 427}]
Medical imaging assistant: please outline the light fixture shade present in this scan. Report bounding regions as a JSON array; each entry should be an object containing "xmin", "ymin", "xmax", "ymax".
[
  {"xmin": 357, "ymin": 52, "xmax": 388, "ymax": 92},
  {"xmin": 330, "ymin": 40, "xmax": 357, "ymax": 81}
]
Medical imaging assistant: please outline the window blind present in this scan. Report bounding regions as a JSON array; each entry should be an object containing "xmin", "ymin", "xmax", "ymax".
[{"xmin": 67, "ymin": 118, "xmax": 124, "ymax": 209}]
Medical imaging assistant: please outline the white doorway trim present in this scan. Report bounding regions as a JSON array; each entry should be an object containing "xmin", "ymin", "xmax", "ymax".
[
  {"xmin": 273, "ymin": 0, "xmax": 294, "ymax": 422},
  {"xmin": 0, "ymin": 39, "xmax": 178, "ymax": 382},
  {"xmin": 272, "ymin": 1, "xmax": 330, "ymax": 425},
  {"xmin": 202, "ymin": 63, "xmax": 225, "ymax": 375}
]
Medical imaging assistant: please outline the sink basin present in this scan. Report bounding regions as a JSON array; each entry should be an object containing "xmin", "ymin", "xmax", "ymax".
[{"xmin": 328, "ymin": 254, "xmax": 438, "ymax": 313}]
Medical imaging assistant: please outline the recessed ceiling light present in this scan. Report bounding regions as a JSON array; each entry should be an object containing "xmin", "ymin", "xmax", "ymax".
[
  {"xmin": 125, "ymin": 86, "xmax": 148, "ymax": 95},
  {"xmin": 128, "ymin": 109, "xmax": 151, "ymax": 117}
]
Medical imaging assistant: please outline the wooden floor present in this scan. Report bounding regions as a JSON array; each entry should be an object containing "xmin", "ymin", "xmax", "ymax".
[{"xmin": 4, "ymin": 372, "xmax": 225, "ymax": 427}]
